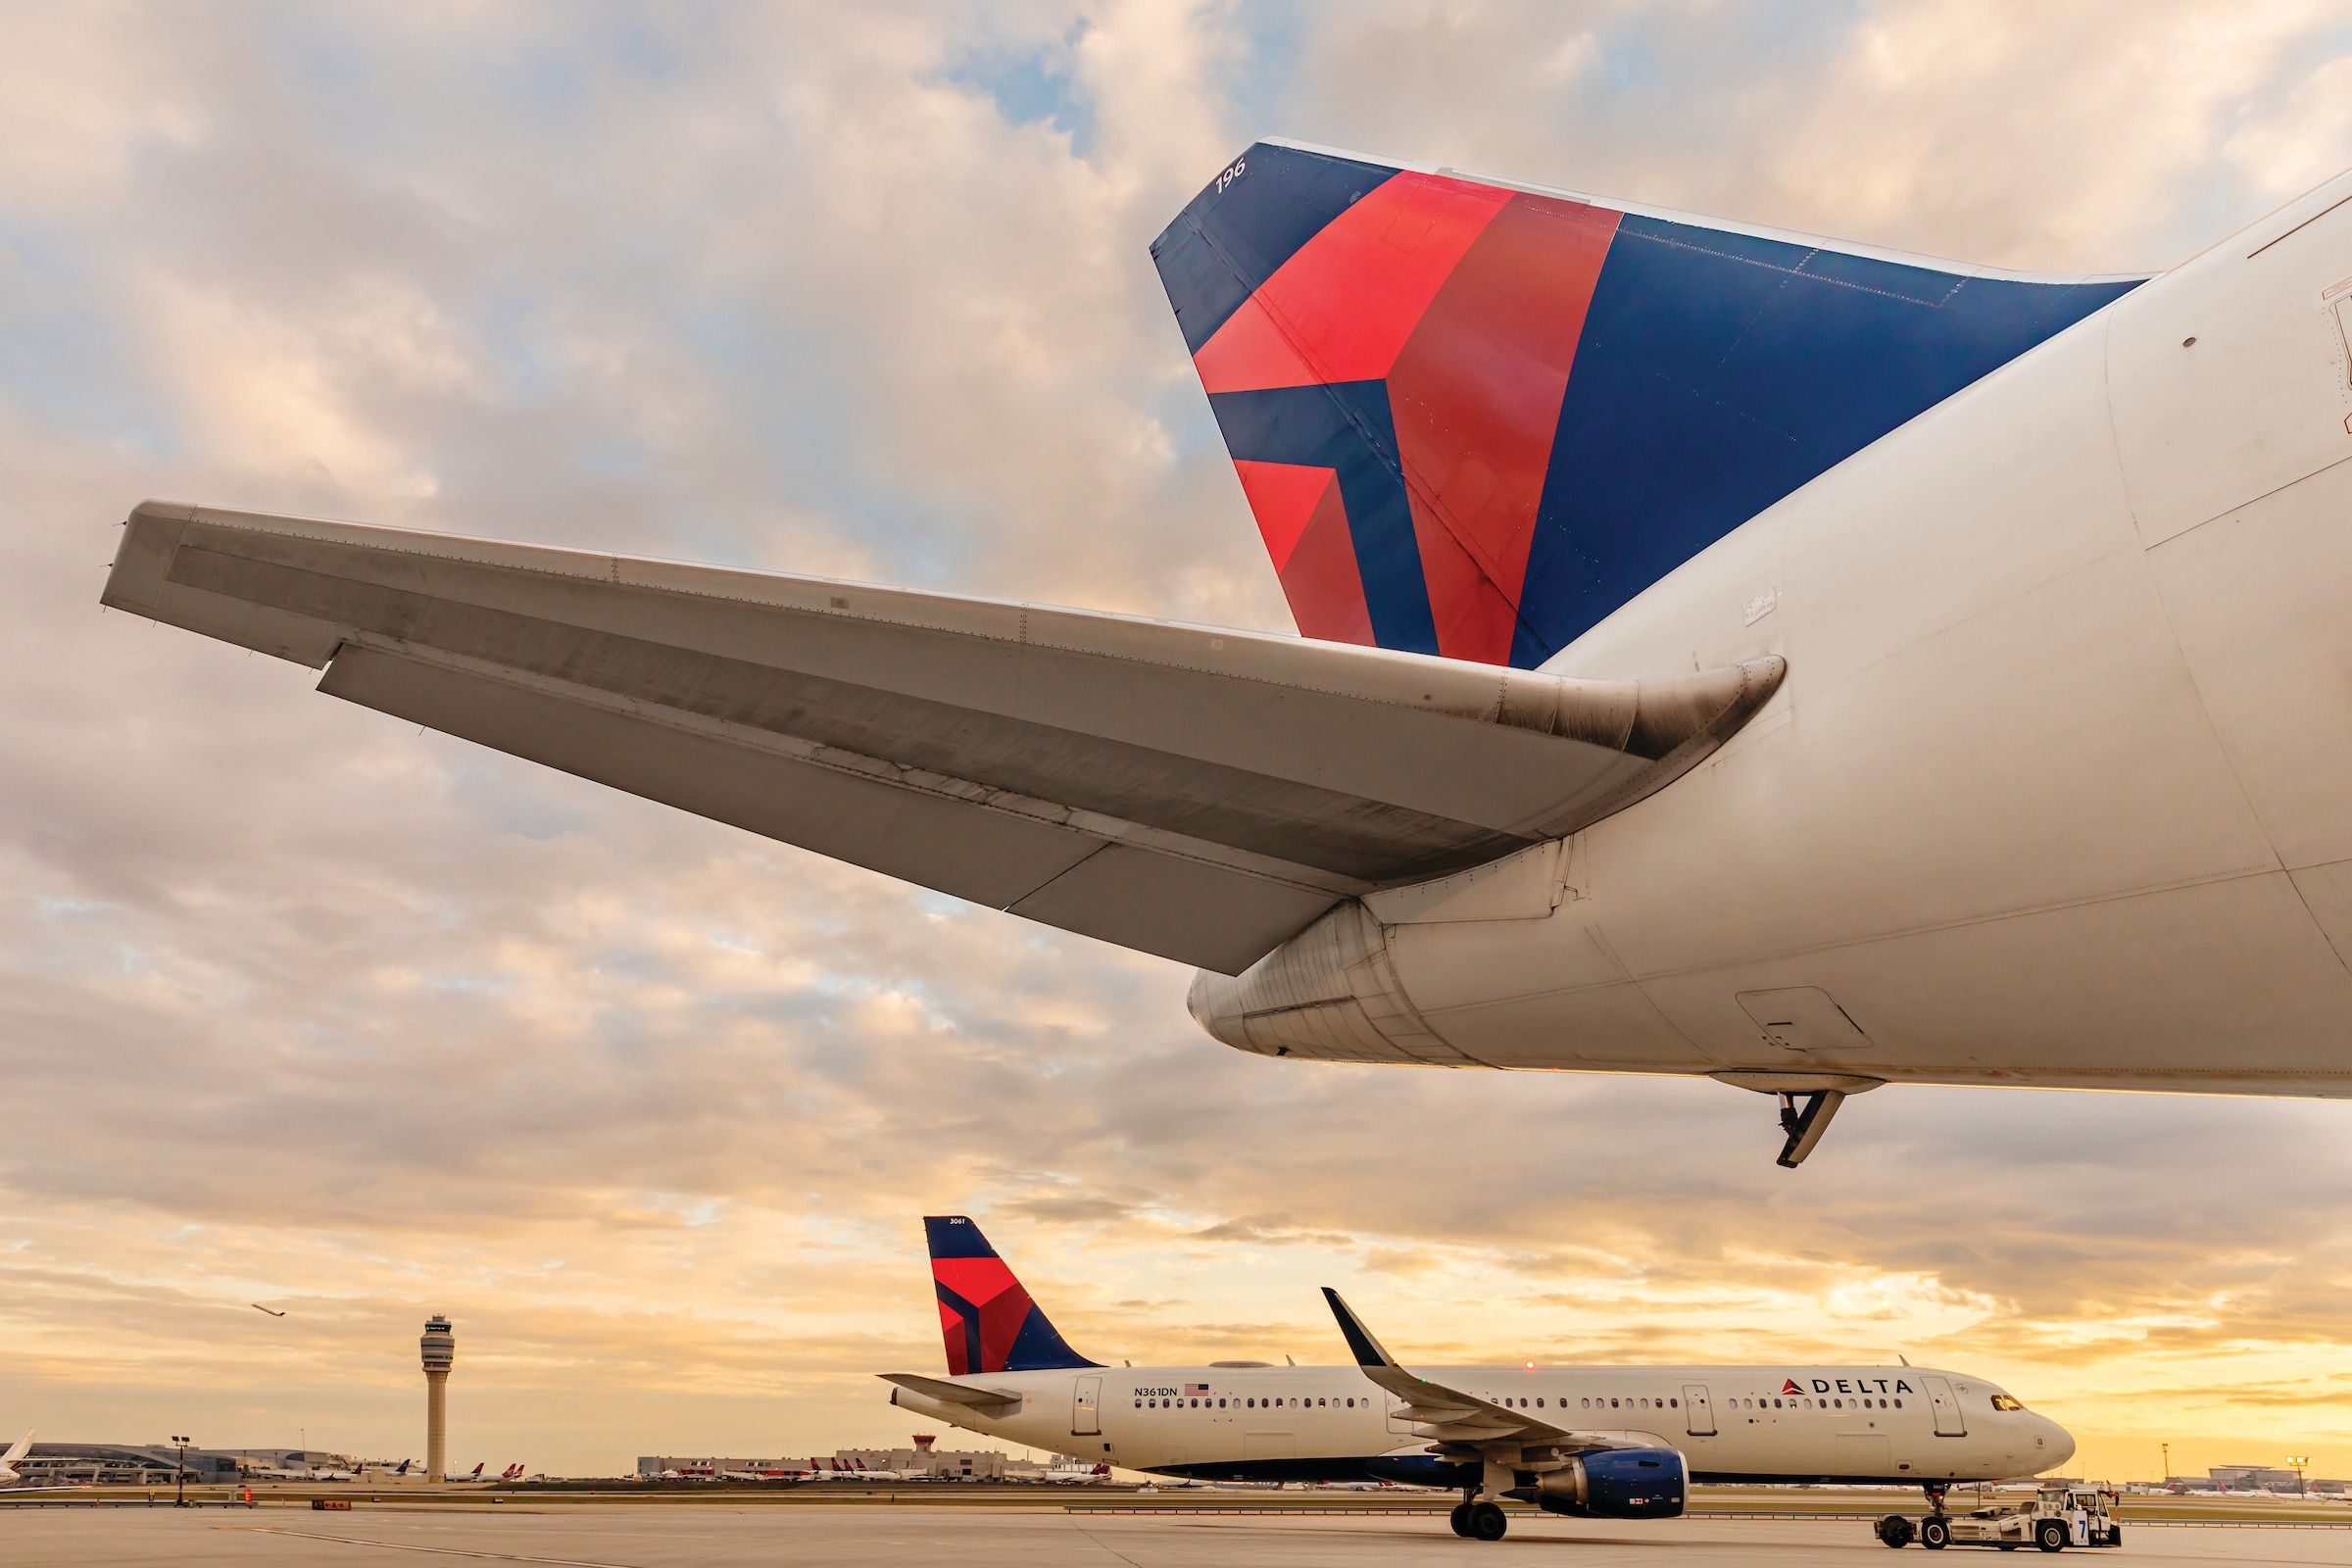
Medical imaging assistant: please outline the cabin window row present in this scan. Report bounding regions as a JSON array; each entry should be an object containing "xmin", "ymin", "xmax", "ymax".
[
  {"xmin": 1483, "ymin": 1395, "xmax": 1909, "ymax": 1414},
  {"xmin": 1125, "ymin": 1392, "xmax": 1905, "ymax": 1414},
  {"xmin": 1133, "ymin": 1396, "xmax": 1369, "ymax": 1409},
  {"xmin": 1718, "ymin": 1396, "xmax": 1902, "ymax": 1411}
]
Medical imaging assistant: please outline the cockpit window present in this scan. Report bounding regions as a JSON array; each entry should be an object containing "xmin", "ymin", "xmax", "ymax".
[{"xmin": 1989, "ymin": 1394, "xmax": 2025, "ymax": 1412}]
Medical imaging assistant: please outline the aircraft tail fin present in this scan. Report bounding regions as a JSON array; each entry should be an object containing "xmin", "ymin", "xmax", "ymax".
[
  {"xmin": 1152, "ymin": 139, "xmax": 2141, "ymax": 668},
  {"xmin": 1, "ymin": 1431, "xmax": 29, "ymax": 1468},
  {"xmin": 924, "ymin": 1215, "xmax": 1098, "ymax": 1375}
]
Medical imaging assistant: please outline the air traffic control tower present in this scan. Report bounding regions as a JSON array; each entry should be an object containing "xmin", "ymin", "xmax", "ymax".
[{"xmin": 420, "ymin": 1314, "xmax": 454, "ymax": 1480}]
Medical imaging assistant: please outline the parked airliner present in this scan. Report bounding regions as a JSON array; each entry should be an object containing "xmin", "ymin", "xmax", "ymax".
[
  {"xmin": 100, "ymin": 139, "xmax": 2352, "ymax": 1162},
  {"xmin": 444, "ymin": 1461, "xmax": 523, "ymax": 1483},
  {"xmin": 883, "ymin": 1217, "xmax": 2071, "ymax": 1542}
]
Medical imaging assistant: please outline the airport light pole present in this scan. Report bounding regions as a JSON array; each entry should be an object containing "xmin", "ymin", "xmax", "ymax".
[
  {"xmin": 2288, "ymin": 1454, "xmax": 2310, "ymax": 1496},
  {"xmin": 172, "ymin": 1436, "xmax": 190, "ymax": 1507},
  {"xmin": 2160, "ymin": 1442, "xmax": 2170, "ymax": 1488}
]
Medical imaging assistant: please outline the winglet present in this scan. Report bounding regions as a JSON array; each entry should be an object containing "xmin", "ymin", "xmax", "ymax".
[
  {"xmin": 1321, "ymin": 1291, "xmax": 1560, "ymax": 1445},
  {"xmin": 1321, "ymin": 1287, "xmax": 1400, "ymax": 1371}
]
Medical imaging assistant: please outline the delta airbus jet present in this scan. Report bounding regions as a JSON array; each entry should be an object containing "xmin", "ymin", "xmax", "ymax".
[
  {"xmin": 883, "ymin": 1217, "xmax": 2071, "ymax": 1544},
  {"xmin": 100, "ymin": 140, "xmax": 2352, "ymax": 1162}
]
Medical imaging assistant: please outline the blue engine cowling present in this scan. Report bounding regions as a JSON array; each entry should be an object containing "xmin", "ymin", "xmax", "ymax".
[{"xmin": 1526, "ymin": 1448, "xmax": 1687, "ymax": 1519}]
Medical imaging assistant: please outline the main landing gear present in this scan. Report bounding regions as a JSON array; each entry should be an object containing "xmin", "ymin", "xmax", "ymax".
[{"xmin": 1448, "ymin": 1494, "xmax": 1508, "ymax": 1541}]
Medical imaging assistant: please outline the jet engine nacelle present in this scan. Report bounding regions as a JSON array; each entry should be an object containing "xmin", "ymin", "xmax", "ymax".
[{"xmin": 1525, "ymin": 1448, "xmax": 1687, "ymax": 1519}]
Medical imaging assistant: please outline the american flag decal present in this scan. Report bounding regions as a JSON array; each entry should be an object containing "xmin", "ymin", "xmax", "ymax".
[{"xmin": 1185, "ymin": 1383, "xmax": 1210, "ymax": 1396}]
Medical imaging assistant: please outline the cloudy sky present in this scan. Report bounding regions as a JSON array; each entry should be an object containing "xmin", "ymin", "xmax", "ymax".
[{"xmin": 6, "ymin": 0, "xmax": 2352, "ymax": 1482}]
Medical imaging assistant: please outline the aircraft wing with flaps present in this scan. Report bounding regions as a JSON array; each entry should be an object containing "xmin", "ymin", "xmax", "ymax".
[
  {"xmin": 100, "ymin": 502, "xmax": 1784, "ymax": 972},
  {"xmin": 1322, "ymin": 1287, "xmax": 1644, "ymax": 1457}
]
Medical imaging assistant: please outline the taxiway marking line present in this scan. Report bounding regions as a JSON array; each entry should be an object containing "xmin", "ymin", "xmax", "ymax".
[{"xmin": 224, "ymin": 1526, "xmax": 639, "ymax": 1567}]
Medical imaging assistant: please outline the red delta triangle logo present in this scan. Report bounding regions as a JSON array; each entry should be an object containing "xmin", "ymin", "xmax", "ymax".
[
  {"xmin": 932, "ymin": 1255, "xmax": 1035, "ymax": 1377},
  {"xmin": 1189, "ymin": 169, "xmax": 1620, "ymax": 666},
  {"xmin": 1781, "ymin": 1379, "xmax": 1804, "ymax": 1396}
]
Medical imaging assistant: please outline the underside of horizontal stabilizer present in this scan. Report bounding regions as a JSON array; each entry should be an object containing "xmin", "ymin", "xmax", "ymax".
[{"xmin": 102, "ymin": 502, "xmax": 1786, "ymax": 972}]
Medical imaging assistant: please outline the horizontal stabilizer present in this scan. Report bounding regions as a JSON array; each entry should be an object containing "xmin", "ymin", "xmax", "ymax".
[
  {"xmin": 878, "ymin": 1373, "xmax": 1021, "ymax": 1412},
  {"xmin": 101, "ymin": 502, "xmax": 1785, "ymax": 971}
]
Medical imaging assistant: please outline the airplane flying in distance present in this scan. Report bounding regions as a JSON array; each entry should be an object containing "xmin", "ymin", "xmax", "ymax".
[
  {"xmin": 251, "ymin": 1303, "xmax": 286, "ymax": 1317},
  {"xmin": 884, "ymin": 1217, "xmax": 2073, "ymax": 1544},
  {"xmin": 100, "ymin": 139, "xmax": 2352, "ymax": 1164}
]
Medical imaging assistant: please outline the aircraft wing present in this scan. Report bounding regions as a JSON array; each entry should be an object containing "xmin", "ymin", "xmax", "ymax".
[
  {"xmin": 878, "ymin": 1372, "xmax": 1023, "ymax": 1413},
  {"xmin": 1322, "ymin": 1287, "xmax": 1642, "ymax": 1454},
  {"xmin": 101, "ymin": 502, "xmax": 1783, "ymax": 972}
]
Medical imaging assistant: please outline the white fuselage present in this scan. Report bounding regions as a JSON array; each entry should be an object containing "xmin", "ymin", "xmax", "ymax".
[
  {"xmin": 1194, "ymin": 171, "xmax": 2352, "ymax": 1100},
  {"xmin": 890, "ymin": 1362, "xmax": 2070, "ymax": 1485}
]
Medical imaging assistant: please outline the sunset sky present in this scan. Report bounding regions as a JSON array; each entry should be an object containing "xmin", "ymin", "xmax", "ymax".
[{"xmin": 5, "ymin": 1, "xmax": 2352, "ymax": 1483}]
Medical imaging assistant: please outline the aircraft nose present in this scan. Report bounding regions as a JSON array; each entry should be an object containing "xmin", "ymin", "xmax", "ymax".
[{"xmin": 2038, "ymin": 1416, "xmax": 2077, "ymax": 1471}]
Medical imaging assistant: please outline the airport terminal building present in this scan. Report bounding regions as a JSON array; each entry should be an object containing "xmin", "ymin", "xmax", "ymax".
[
  {"xmin": 7, "ymin": 1443, "xmax": 246, "ymax": 1483},
  {"xmin": 5, "ymin": 1443, "xmax": 385, "ymax": 1484},
  {"xmin": 839, "ymin": 1443, "xmax": 1006, "ymax": 1480},
  {"xmin": 2205, "ymin": 1465, "xmax": 2344, "ymax": 1493}
]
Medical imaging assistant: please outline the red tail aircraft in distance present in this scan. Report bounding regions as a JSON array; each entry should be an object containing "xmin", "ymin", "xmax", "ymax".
[{"xmin": 887, "ymin": 1215, "xmax": 2072, "ymax": 1545}]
